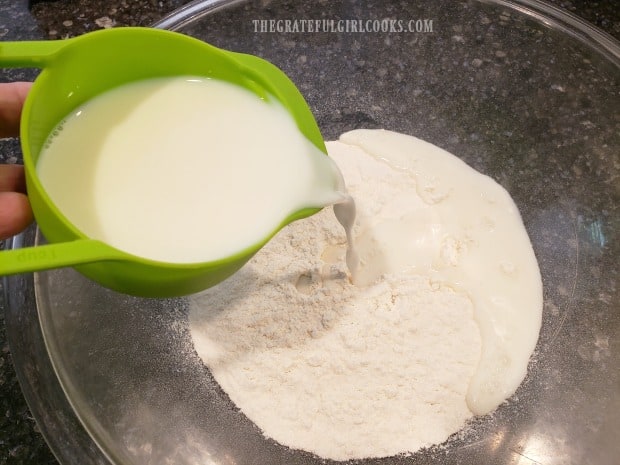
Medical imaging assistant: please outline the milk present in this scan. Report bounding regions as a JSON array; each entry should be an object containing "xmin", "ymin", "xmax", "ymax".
[{"xmin": 36, "ymin": 77, "xmax": 348, "ymax": 264}]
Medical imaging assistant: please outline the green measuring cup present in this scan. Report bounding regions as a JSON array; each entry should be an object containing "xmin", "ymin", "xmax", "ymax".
[{"xmin": 0, "ymin": 27, "xmax": 328, "ymax": 297}]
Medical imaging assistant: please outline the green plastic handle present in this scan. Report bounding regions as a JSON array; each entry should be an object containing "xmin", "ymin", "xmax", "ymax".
[
  {"xmin": 0, "ymin": 39, "xmax": 69, "ymax": 68},
  {"xmin": 0, "ymin": 239, "xmax": 127, "ymax": 275},
  {"xmin": 0, "ymin": 38, "xmax": 102, "ymax": 276}
]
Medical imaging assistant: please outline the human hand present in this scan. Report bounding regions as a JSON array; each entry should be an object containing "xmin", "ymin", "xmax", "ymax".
[{"xmin": 0, "ymin": 82, "xmax": 34, "ymax": 240}]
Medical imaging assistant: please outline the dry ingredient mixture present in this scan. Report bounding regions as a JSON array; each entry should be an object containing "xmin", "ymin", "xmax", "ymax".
[{"xmin": 189, "ymin": 129, "xmax": 542, "ymax": 461}]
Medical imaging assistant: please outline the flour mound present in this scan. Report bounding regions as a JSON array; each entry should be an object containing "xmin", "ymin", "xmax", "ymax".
[{"xmin": 189, "ymin": 138, "xmax": 482, "ymax": 460}]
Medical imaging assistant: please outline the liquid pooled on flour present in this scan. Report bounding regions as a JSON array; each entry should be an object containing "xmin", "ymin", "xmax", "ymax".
[
  {"xmin": 36, "ymin": 76, "xmax": 354, "ymax": 264},
  {"xmin": 337, "ymin": 130, "xmax": 543, "ymax": 415}
]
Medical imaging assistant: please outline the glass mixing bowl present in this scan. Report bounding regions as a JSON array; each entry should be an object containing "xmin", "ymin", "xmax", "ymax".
[{"xmin": 4, "ymin": 0, "xmax": 619, "ymax": 464}]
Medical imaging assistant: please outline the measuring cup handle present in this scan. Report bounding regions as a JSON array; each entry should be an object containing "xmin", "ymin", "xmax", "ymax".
[
  {"xmin": 0, "ymin": 39, "xmax": 70, "ymax": 68},
  {"xmin": 0, "ymin": 239, "xmax": 126, "ymax": 276}
]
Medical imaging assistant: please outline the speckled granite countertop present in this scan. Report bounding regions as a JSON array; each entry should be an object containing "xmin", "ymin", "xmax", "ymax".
[{"xmin": 0, "ymin": 0, "xmax": 618, "ymax": 463}]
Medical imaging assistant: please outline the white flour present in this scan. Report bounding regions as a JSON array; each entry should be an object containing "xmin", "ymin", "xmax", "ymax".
[
  {"xmin": 189, "ymin": 132, "xmax": 483, "ymax": 460},
  {"xmin": 189, "ymin": 129, "xmax": 542, "ymax": 460}
]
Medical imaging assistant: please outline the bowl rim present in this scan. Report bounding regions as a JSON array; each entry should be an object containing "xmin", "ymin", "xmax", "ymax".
[{"xmin": 154, "ymin": 0, "xmax": 620, "ymax": 66}]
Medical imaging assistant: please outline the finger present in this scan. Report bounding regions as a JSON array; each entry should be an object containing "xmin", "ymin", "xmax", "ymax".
[
  {"xmin": 0, "ymin": 192, "xmax": 33, "ymax": 240},
  {"xmin": 0, "ymin": 82, "xmax": 33, "ymax": 138},
  {"xmin": 0, "ymin": 164, "xmax": 27, "ymax": 193}
]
